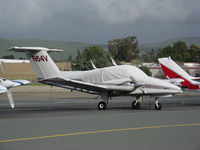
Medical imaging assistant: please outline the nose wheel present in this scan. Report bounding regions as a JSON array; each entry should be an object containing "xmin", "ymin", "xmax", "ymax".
[{"xmin": 98, "ymin": 101, "xmax": 107, "ymax": 110}]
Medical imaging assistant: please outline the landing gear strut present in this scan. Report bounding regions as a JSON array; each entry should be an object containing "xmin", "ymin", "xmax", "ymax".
[
  {"xmin": 132, "ymin": 100, "xmax": 140, "ymax": 109},
  {"xmin": 98, "ymin": 92, "xmax": 109, "ymax": 110},
  {"xmin": 155, "ymin": 98, "xmax": 162, "ymax": 110}
]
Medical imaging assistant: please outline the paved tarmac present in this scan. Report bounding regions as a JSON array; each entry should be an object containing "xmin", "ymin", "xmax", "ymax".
[{"xmin": 0, "ymin": 86, "xmax": 200, "ymax": 150}]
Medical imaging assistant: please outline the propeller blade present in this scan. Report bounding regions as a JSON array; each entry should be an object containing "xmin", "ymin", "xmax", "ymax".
[
  {"xmin": 130, "ymin": 75, "xmax": 136, "ymax": 83},
  {"xmin": 7, "ymin": 89, "xmax": 14, "ymax": 108},
  {"xmin": 130, "ymin": 75, "xmax": 144, "ymax": 89}
]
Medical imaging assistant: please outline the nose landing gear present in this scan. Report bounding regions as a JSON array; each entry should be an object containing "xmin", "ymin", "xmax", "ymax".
[
  {"xmin": 98, "ymin": 101, "xmax": 107, "ymax": 110},
  {"xmin": 98, "ymin": 92, "xmax": 109, "ymax": 110}
]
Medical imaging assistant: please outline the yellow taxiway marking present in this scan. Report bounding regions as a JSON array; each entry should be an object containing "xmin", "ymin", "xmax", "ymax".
[{"xmin": 0, "ymin": 123, "xmax": 200, "ymax": 143}]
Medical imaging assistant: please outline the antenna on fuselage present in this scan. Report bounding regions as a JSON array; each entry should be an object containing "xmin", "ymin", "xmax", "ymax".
[
  {"xmin": 90, "ymin": 60, "xmax": 97, "ymax": 69},
  {"xmin": 110, "ymin": 57, "xmax": 117, "ymax": 66}
]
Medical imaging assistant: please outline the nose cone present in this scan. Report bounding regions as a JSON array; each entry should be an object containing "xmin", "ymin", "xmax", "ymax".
[
  {"xmin": 165, "ymin": 81, "xmax": 182, "ymax": 94},
  {"xmin": 173, "ymin": 84, "xmax": 183, "ymax": 93},
  {"xmin": 150, "ymin": 77, "xmax": 183, "ymax": 94}
]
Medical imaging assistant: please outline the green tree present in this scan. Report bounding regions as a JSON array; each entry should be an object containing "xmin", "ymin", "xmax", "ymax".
[
  {"xmin": 155, "ymin": 41, "xmax": 190, "ymax": 62},
  {"xmin": 141, "ymin": 49, "xmax": 157, "ymax": 62},
  {"xmin": 108, "ymin": 36, "xmax": 139, "ymax": 62},
  {"xmin": 139, "ymin": 66, "xmax": 152, "ymax": 76},
  {"xmin": 73, "ymin": 46, "xmax": 112, "ymax": 70},
  {"xmin": 2, "ymin": 55, "xmax": 15, "ymax": 59},
  {"xmin": 189, "ymin": 44, "xmax": 200, "ymax": 62},
  {"xmin": 131, "ymin": 59, "xmax": 143, "ymax": 67},
  {"xmin": 156, "ymin": 45, "xmax": 173, "ymax": 60},
  {"xmin": 173, "ymin": 41, "xmax": 189, "ymax": 61}
]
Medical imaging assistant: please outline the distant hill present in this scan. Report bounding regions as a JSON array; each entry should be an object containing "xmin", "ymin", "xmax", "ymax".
[
  {"xmin": 1, "ymin": 37, "xmax": 200, "ymax": 61},
  {"xmin": 0, "ymin": 38, "xmax": 102, "ymax": 61},
  {"xmin": 139, "ymin": 37, "xmax": 200, "ymax": 52}
]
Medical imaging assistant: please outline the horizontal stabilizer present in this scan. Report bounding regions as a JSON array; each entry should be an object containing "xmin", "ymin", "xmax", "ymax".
[
  {"xmin": 10, "ymin": 46, "xmax": 61, "ymax": 79},
  {"xmin": 9, "ymin": 47, "xmax": 63, "ymax": 53}
]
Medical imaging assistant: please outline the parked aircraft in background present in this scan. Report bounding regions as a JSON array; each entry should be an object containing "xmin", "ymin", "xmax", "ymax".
[
  {"xmin": 10, "ymin": 47, "xmax": 182, "ymax": 110},
  {"xmin": 0, "ymin": 78, "xmax": 30, "ymax": 108},
  {"xmin": 158, "ymin": 57, "xmax": 200, "ymax": 91}
]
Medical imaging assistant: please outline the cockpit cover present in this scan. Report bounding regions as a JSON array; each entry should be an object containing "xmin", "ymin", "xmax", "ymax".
[{"xmin": 82, "ymin": 65, "xmax": 132, "ymax": 83}]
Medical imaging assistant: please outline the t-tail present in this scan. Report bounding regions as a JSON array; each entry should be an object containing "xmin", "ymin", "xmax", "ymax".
[
  {"xmin": 158, "ymin": 56, "xmax": 200, "ymax": 90},
  {"xmin": 9, "ymin": 47, "xmax": 62, "ymax": 80}
]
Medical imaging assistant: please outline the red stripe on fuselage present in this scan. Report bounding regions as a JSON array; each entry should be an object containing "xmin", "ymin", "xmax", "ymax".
[{"xmin": 160, "ymin": 64, "xmax": 200, "ymax": 90}]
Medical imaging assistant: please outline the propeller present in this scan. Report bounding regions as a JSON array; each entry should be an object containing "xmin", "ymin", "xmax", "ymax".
[
  {"xmin": 130, "ymin": 75, "xmax": 144, "ymax": 89},
  {"xmin": 7, "ymin": 88, "xmax": 14, "ymax": 109},
  {"xmin": 130, "ymin": 75, "xmax": 136, "ymax": 83}
]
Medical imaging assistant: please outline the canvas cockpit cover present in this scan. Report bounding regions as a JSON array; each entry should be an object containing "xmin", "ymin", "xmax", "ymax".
[{"xmin": 82, "ymin": 65, "xmax": 146, "ymax": 83}]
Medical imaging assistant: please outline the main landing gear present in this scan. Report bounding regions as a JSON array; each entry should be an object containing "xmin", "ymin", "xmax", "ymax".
[
  {"xmin": 132, "ymin": 96, "xmax": 142, "ymax": 109},
  {"xmin": 132, "ymin": 96, "xmax": 162, "ymax": 110},
  {"xmin": 155, "ymin": 98, "xmax": 162, "ymax": 110}
]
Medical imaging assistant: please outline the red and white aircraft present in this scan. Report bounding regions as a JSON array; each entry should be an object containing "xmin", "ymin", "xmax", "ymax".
[{"xmin": 158, "ymin": 57, "xmax": 200, "ymax": 91}]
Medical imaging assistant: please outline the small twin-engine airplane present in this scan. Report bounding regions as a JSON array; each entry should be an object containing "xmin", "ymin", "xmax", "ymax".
[
  {"xmin": 0, "ymin": 78, "xmax": 30, "ymax": 108},
  {"xmin": 158, "ymin": 57, "xmax": 200, "ymax": 91},
  {"xmin": 10, "ymin": 47, "xmax": 182, "ymax": 110}
]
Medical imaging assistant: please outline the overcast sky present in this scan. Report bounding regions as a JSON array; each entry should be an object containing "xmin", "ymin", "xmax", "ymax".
[{"xmin": 0, "ymin": 0, "xmax": 200, "ymax": 44}]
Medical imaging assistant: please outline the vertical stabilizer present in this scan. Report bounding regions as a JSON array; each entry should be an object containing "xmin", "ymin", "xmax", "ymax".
[
  {"xmin": 158, "ymin": 57, "xmax": 192, "ymax": 80},
  {"xmin": 9, "ymin": 47, "xmax": 62, "ymax": 79}
]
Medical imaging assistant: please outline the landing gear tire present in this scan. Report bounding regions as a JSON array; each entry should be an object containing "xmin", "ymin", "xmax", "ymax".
[
  {"xmin": 155, "ymin": 102, "xmax": 162, "ymax": 110},
  {"xmin": 98, "ymin": 101, "xmax": 107, "ymax": 110},
  {"xmin": 132, "ymin": 101, "xmax": 140, "ymax": 109}
]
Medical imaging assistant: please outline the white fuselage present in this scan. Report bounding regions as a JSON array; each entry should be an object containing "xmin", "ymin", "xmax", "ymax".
[{"xmin": 59, "ymin": 65, "xmax": 182, "ymax": 95}]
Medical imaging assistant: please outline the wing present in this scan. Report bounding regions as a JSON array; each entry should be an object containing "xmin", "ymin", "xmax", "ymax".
[
  {"xmin": 0, "ymin": 85, "xmax": 7, "ymax": 95},
  {"xmin": 39, "ymin": 77, "xmax": 135, "ymax": 94},
  {"xmin": 11, "ymin": 80, "xmax": 31, "ymax": 87},
  {"xmin": 39, "ymin": 77, "xmax": 107, "ymax": 94}
]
